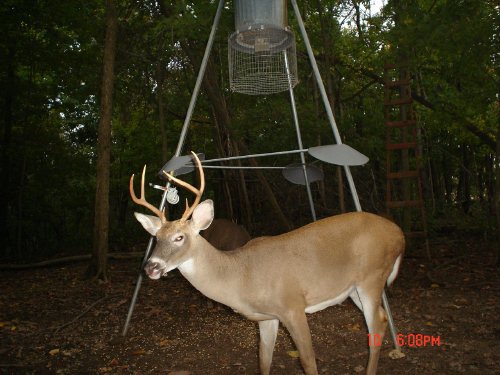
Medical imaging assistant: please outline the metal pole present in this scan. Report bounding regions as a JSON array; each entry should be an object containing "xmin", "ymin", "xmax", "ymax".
[
  {"xmin": 290, "ymin": 0, "xmax": 399, "ymax": 350},
  {"xmin": 122, "ymin": 0, "xmax": 225, "ymax": 336},
  {"xmin": 202, "ymin": 165, "xmax": 286, "ymax": 170},
  {"xmin": 284, "ymin": 51, "xmax": 316, "ymax": 221},
  {"xmin": 382, "ymin": 290, "xmax": 401, "ymax": 351},
  {"xmin": 121, "ymin": 238, "xmax": 155, "ymax": 335},
  {"xmin": 290, "ymin": 0, "xmax": 361, "ymax": 211},
  {"xmin": 174, "ymin": 0, "xmax": 225, "ymax": 158},
  {"xmin": 122, "ymin": 189, "xmax": 169, "ymax": 336},
  {"xmin": 201, "ymin": 148, "xmax": 308, "ymax": 163}
]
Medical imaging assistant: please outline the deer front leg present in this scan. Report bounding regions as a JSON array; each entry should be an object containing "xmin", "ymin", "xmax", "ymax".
[
  {"xmin": 258, "ymin": 319, "xmax": 279, "ymax": 375},
  {"xmin": 281, "ymin": 310, "xmax": 318, "ymax": 375}
]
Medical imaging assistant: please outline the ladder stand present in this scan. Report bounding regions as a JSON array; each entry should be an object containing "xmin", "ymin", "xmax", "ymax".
[{"xmin": 384, "ymin": 63, "xmax": 429, "ymax": 256}]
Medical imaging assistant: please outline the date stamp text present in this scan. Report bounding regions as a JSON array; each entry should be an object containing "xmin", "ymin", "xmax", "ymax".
[{"xmin": 368, "ymin": 333, "xmax": 441, "ymax": 347}]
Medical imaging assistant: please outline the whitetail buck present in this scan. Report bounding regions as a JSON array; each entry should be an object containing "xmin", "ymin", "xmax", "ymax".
[
  {"xmin": 201, "ymin": 218, "xmax": 251, "ymax": 250},
  {"xmin": 130, "ymin": 153, "xmax": 405, "ymax": 375}
]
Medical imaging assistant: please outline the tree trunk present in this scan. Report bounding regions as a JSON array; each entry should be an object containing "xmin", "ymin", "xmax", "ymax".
[
  {"xmin": 495, "ymin": 121, "xmax": 500, "ymax": 264},
  {"xmin": 0, "ymin": 45, "xmax": 15, "ymax": 257},
  {"xmin": 231, "ymin": 140, "xmax": 253, "ymax": 232},
  {"xmin": 442, "ymin": 158, "xmax": 453, "ymax": 205},
  {"xmin": 315, "ymin": 0, "xmax": 345, "ymax": 213},
  {"xmin": 211, "ymin": 109, "xmax": 235, "ymax": 219},
  {"xmin": 211, "ymin": 115, "xmax": 251, "ymax": 231},
  {"xmin": 156, "ymin": 63, "xmax": 168, "ymax": 162},
  {"xmin": 399, "ymin": 65, "xmax": 412, "ymax": 231},
  {"xmin": 457, "ymin": 144, "xmax": 471, "ymax": 214},
  {"xmin": 87, "ymin": 0, "xmax": 118, "ymax": 282}
]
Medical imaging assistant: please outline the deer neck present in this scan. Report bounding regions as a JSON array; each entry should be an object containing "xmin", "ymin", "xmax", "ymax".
[{"xmin": 177, "ymin": 237, "xmax": 241, "ymax": 307}]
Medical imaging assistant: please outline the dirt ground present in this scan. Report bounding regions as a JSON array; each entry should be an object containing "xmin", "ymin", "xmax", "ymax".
[{"xmin": 0, "ymin": 235, "xmax": 498, "ymax": 374}]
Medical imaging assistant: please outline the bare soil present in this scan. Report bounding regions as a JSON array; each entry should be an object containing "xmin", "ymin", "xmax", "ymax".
[{"xmin": 0, "ymin": 236, "xmax": 498, "ymax": 374}]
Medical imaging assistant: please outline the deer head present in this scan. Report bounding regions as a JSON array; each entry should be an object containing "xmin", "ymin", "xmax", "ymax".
[{"xmin": 130, "ymin": 152, "xmax": 214, "ymax": 279}]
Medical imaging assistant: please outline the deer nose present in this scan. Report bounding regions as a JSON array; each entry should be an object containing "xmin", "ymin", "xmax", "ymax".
[
  {"xmin": 145, "ymin": 261, "xmax": 159, "ymax": 271},
  {"xmin": 144, "ymin": 261, "xmax": 162, "ymax": 279}
]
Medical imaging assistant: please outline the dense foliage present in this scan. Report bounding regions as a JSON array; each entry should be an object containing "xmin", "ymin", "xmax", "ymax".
[{"xmin": 1, "ymin": 0, "xmax": 497, "ymax": 262}]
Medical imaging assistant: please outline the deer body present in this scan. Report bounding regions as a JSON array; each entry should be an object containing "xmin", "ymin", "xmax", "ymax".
[
  {"xmin": 201, "ymin": 218, "xmax": 251, "ymax": 250},
  {"xmin": 179, "ymin": 213, "xmax": 401, "ymax": 318},
  {"xmin": 131, "ymin": 154, "xmax": 404, "ymax": 375}
]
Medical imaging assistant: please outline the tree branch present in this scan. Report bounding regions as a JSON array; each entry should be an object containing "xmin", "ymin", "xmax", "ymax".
[
  {"xmin": 0, "ymin": 252, "xmax": 144, "ymax": 270},
  {"xmin": 356, "ymin": 66, "xmax": 496, "ymax": 150}
]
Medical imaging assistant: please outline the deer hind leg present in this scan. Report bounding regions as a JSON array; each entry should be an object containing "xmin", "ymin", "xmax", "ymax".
[
  {"xmin": 353, "ymin": 287, "xmax": 388, "ymax": 375},
  {"xmin": 258, "ymin": 319, "xmax": 279, "ymax": 375},
  {"xmin": 281, "ymin": 310, "xmax": 318, "ymax": 375}
]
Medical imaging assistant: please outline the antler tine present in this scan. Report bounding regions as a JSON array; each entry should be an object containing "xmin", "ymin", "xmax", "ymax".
[
  {"xmin": 129, "ymin": 165, "xmax": 167, "ymax": 224},
  {"xmin": 163, "ymin": 152, "xmax": 205, "ymax": 223}
]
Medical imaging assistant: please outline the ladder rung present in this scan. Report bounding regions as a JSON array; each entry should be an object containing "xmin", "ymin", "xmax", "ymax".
[
  {"xmin": 385, "ymin": 79, "xmax": 411, "ymax": 87},
  {"xmin": 386, "ymin": 120, "xmax": 416, "ymax": 128},
  {"xmin": 386, "ymin": 200, "xmax": 422, "ymax": 208},
  {"xmin": 387, "ymin": 171, "xmax": 420, "ymax": 179},
  {"xmin": 387, "ymin": 142, "xmax": 417, "ymax": 150},
  {"xmin": 384, "ymin": 98, "xmax": 413, "ymax": 106}
]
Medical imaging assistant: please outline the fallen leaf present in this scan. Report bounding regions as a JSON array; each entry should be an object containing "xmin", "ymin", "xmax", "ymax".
[
  {"xmin": 61, "ymin": 350, "xmax": 74, "ymax": 357},
  {"xmin": 167, "ymin": 371, "xmax": 191, "ymax": 375},
  {"xmin": 348, "ymin": 323, "xmax": 361, "ymax": 331},
  {"xmin": 49, "ymin": 348, "xmax": 60, "ymax": 356},
  {"xmin": 159, "ymin": 339, "xmax": 171, "ymax": 347},
  {"xmin": 389, "ymin": 349, "xmax": 405, "ymax": 359},
  {"xmin": 109, "ymin": 358, "xmax": 119, "ymax": 366},
  {"xmin": 287, "ymin": 350, "xmax": 300, "ymax": 358},
  {"xmin": 354, "ymin": 365, "xmax": 365, "ymax": 372},
  {"xmin": 131, "ymin": 348, "xmax": 146, "ymax": 356}
]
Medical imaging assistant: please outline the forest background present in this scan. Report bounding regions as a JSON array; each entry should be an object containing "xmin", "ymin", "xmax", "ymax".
[{"xmin": 0, "ymin": 0, "xmax": 498, "ymax": 280}]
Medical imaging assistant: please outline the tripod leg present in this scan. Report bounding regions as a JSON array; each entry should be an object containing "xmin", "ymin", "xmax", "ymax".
[{"xmin": 122, "ymin": 236, "xmax": 155, "ymax": 336}]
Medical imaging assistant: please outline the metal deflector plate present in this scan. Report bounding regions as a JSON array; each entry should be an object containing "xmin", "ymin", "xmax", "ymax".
[
  {"xmin": 282, "ymin": 164, "xmax": 324, "ymax": 185},
  {"xmin": 308, "ymin": 144, "xmax": 369, "ymax": 166},
  {"xmin": 159, "ymin": 153, "xmax": 205, "ymax": 178}
]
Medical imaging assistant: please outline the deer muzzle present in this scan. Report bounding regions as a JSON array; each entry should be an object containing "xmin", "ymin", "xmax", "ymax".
[{"xmin": 144, "ymin": 258, "xmax": 167, "ymax": 279}]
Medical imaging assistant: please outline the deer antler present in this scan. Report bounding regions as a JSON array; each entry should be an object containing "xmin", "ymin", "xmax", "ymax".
[
  {"xmin": 130, "ymin": 165, "xmax": 167, "ymax": 224},
  {"xmin": 163, "ymin": 152, "xmax": 205, "ymax": 223}
]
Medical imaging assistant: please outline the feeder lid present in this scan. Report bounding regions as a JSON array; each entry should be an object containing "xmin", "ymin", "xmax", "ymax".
[
  {"xmin": 282, "ymin": 164, "xmax": 324, "ymax": 186},
  {"xmin": 159, "ymin": 153, "xmax": 205, "ymax": 178},
  {"xmin": 308, "ymin": 144, "xmax": 368, "ymax": 166}
]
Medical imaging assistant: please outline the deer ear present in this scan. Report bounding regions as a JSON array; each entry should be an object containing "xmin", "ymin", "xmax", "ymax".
[
  {"xmin": 190, "ymin": 199, "xmax": 214, "ymax": 233},
  {"xmin": 134, "ymin": 212, "xmax": 163, "ymax": 236}
]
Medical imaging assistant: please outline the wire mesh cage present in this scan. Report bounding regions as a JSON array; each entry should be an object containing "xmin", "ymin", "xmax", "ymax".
[{"xmin": 228, "ymin": 25, "xmax": 298, "ymax": 95}]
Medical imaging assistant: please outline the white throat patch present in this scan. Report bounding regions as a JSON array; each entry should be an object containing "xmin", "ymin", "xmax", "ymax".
[{"xmin": 178, "ymin": 258, "xmax": 195, "ymax": 275}]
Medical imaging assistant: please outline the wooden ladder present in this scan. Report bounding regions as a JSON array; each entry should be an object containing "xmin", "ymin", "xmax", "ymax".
[{"xmin": 384, "ymin": 63, "xmax": 429, "ymax": 244}]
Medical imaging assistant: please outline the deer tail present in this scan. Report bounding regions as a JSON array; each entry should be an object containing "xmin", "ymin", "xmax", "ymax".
[{"xmin": 387, "ymin": 255, "xmax": 402, "ymax": 287}]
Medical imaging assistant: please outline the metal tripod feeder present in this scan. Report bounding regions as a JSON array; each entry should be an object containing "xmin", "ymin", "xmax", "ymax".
[{"xmin": 123, "ymin": 1, "xmax": 401, "ymax": 352}]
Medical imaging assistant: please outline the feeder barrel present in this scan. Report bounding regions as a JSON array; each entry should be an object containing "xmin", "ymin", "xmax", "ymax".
[{"xmin": 234, "ymin": 0, "xmax": 287, "ymax": 31}]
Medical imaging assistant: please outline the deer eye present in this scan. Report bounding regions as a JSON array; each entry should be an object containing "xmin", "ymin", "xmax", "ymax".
[{"xmin": 174, "ymin": 235, "xmax": 184, "ymax": 242}]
